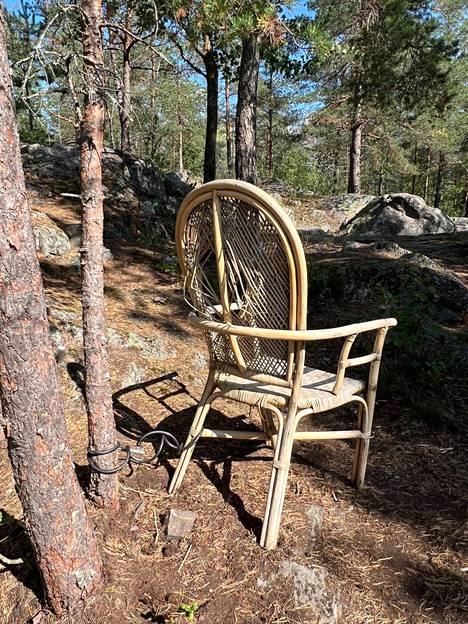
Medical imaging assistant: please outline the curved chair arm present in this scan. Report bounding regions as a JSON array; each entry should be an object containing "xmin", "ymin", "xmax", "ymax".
[
  {"xmin": 189, "ymin": 312, "xmax": 397, "ymax": 396},
  {"xmin": 188, "ymin": 312, "xmax": 397, "ymax": 342}
]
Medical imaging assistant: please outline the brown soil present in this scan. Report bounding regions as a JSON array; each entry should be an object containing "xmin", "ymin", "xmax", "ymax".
[{"xmin": 0, "ymin": 182, "xmax": 467, "ymax": 624}]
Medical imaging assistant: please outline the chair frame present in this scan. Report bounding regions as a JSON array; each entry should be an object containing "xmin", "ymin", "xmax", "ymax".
[{"xmin": 168, "ymin": 180, "xmax": 396, "ymax": 550}]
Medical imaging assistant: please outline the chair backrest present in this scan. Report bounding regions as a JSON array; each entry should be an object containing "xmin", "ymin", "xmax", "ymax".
[{"xmin": 176, "ymin": 180, "xmax": 308, "ymax": 386}]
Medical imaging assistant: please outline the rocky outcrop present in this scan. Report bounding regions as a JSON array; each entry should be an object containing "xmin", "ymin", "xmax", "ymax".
[
  {"xmin": 343, "ymin": 193, "xmax": 455, "ymax": 239},
  {"xmin": 21, "ymin": 143, "xmax": 195, "ymax": 239},
  {"xmin": 323, "ymin": 194, "xmax": 376, "ymax": 227},
  {"xmin": 32, "ymin": 210, "xmax": 71, "ymax": 256}
]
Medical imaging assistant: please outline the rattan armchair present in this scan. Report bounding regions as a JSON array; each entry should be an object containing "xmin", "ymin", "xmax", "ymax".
[{"xmin": 169, "ymin": 180, "xmax": 396, "ymax": 550}]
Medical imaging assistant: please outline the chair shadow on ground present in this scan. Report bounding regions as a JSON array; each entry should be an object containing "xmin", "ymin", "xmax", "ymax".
[
  {"xmin": 66, "ymin": 363, "xmax": 270, "ymax": 537},
  {"xmin": 67, "ymin": 362, "xmax": 468, "ymax": 553}
]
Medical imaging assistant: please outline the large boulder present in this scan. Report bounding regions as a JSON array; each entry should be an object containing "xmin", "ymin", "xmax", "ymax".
[
  {"xmin": 344, "ymin": 193, "xmax": 455, "ymax": 239},
  {"xmin": 32, "ymin": 210, "xmax": 71, "ymax": 256},
  {"xmin": 164, "ymin": 171, "xmax": 194, "ymax": 198},
  {"xmin": 324, "ymin": 194, "xmax": 376, "ymax": 228}
]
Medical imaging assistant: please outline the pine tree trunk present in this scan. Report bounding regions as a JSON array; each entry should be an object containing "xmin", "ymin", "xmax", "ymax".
[
  {"xmin": 411, "ymin": 143, "xmax": 418, "ymax": 194},
  {"xmin": 80, "ymin": 0, "xmax": 119, "ymax": 508},
  {"xmin": 332, "ymin": 153, "xmax": 339, "ymax": 194},
  {"xmin": 225, "ymin": 78, "xmax": 233, "ymax": 175},
  {"xmin": 423, "ymin": 149, "xmax": 431, "ymax": 201},
  {"xmin": 119, "ymin": 7, "xmax": 132, "ymax": 153},
  {"xmin": 235, "ymin": 34, "xmax": 260, "ymax": 184},
  {"xmin": 177, "ymin": 73, "xmax": 183, "ymax": 172},
  {"xmin": 378, "ymin": 167, "xmax": 384, "ymax": 195},
  {"xmin": 347, "ymin": 110, "xmax": 363, "ymax": 194},
  {"xmin": 434, "ymin": 150, "xmax": 445, "ymax": 208},
  {"xmin": 267, "ymin": 67, "xmax": 273, "ymax": 179},
  {"xmin": 0, "ymin": 12, "xmax": 103, "ymax": 615},
  {"xmin": 203, "ymin": 49, "xmax": 218, "ymax": 182}
]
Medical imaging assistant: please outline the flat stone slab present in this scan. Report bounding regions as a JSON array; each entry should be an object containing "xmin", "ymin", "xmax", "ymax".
[
  {"xmin": 279, "ymin": 560, "xmax": 340, "ymax": 624},
  {"xmin": 166, "ymin": 509, "xmax": 197, "ymax": 541}
]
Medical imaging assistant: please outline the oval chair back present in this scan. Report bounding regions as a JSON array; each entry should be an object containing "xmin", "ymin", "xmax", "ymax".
[{"xmin": 176, "ymin": 180, "xmax": 308, "ymax": 387}]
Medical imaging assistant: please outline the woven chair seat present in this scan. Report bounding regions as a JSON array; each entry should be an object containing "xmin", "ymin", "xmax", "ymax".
[{"xmin": 217, "ymin": 366, "xmax": 365, "ymax": 412}]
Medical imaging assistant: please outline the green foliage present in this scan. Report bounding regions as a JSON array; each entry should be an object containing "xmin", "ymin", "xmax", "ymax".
[
  {"xmin": 177, "ymin": 602, "xmax": 200, "ymax": 622},
  {"xmin": 274, "ymin": 144, "xmax": 322, "ymax": 191}
]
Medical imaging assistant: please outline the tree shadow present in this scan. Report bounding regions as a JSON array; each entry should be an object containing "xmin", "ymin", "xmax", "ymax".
[{"xmin": 0, "ymin": 509, "xmax": 43, "ymax": 602}]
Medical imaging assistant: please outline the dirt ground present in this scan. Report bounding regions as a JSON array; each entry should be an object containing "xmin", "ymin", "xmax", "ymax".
[{"xmin": 0, "ymin": 185, "xmax": 467, "ymax": 624}]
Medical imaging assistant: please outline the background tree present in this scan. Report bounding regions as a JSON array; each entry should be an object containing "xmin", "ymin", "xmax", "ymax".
[
  {"xmin": 0, "ymin": 4, "xmax": 103, "ymax": 614},
  {"xmin": 310, "ymin": 0, "xmax": 457, "ymax": 194}
]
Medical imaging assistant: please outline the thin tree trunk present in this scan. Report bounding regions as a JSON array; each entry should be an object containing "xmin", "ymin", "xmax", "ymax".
[
  {"xmin": 347, "ymin": 104, "xmax": 363, "ymax": 194},
  {"xmin": 267, "ymin": 67, "xmax": 273, "ymax": 180},
  {"xmin": 411, "ymin": 142, "xmax": 418, "ymax": 194},
  {"xmin": 0, "ymin": 11, "xmax": 103, "ymax": 615},
  {"xmin": 423, "ymin": 148, "xmax": 431, "ymax": 201},
  {"xmin": 332, "ymin": 152, "xmax": 340, "ymax": 194},
  {"xmin": 434, "ymin": 150, "xmax": 445, "ymax": 208},
  {"xmin": 235, "ymin": 34, "xmax": 260, "ymax": 184},
  {"xmin": 176, "ymin": 72, "xmax": 183, "ymax": 172},
  {"xmin": 225, "ymin": 78, "xmax": 233, "ymax": 175},
  {"xmin": 203, "ymin": 46, "xmax": 218, "ymax": 182},
  {"xmin": 119, "ymin": 7, "xmax": 132, "ymax": 153},
  {"xmin": 463, "ymin": 186, "xmax": 468, "ymax": 217},
  {"xmin": 80, "ymin": 0, "xmax": 119, "ymax": 508},
  {"xmin": 378, "ymin": 166, "xmax": 384, "ymax": 195},
  {"xmin": 149, "ymin": 55, "xmax": 160, "ymax": 160}
]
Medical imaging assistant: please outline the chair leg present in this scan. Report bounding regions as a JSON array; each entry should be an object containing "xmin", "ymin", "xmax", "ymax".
[
  {"xmin": 260, "ymin": 412, "xmax": 296, "ymax": 550},
  {"xmin": 352, "ymin": 401, "xmax": 370, "ymax": 489},
  {"xmin": 259, "ymin": 406, "xmax": 278, "ymax": 449},
  {"xmin": 168, "ymin": 378, "xmax": 216, "ymax": 495}
]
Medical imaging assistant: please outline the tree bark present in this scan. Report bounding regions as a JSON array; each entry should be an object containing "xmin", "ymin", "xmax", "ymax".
[
  {"xmin": 176, "ymin": 72, "xmax": 183, "ymax": 172},
  {"xmin": 347, "ymin": 98, "xmax": 363, "ymax": 194},
  {"xmin": 119, "ymin": 6, "xmax": 132, "ymax": 153},
  {"xmin": 80, "ymin": 0, "xmax": 119, "ymax": 508},
  {"xmin": 203, "ymin": 48, "xmax": 218, "ymax": 182},
  {"xmin": 423, "ymin": 148, "xmax": 431, "ymax": 201},
  {"xmin": 0, "ymin": 10, "xmax": 103, "ymax": 615},
  {"xmin": 267, "ymin": 67, "xmax": 273, "ymax": 180},
  {"xmin": 225, "ymin": 78, "xmax": 233, "ymax": 175},
  {"xmin": 378, "ymin": 166, "xmax": 384, "ymax": 195},
  {"xmin": 411, "ymin": 142, "xmax": 418, "ymax": 194},
  {"xmin": 235, "ymin": 34, "xmax": 260, "ymax": 185},
  {"xmin": 433, "ymin": 150, "xmax": 445, "ymax": 208}
]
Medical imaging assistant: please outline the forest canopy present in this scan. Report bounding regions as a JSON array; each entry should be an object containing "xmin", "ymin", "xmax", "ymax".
[{"xmin": 5, "ymin": 0, "xmax": 468, "ymax": 215}]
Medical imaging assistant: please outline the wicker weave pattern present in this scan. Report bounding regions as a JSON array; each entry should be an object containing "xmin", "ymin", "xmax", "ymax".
[
  {"xmin": 184, "ymin": 195, "xmax": 292, "ymax": 379},
  {"xmin": 217, "ymin": 366, "xmax": 365, "ymax": 410}
]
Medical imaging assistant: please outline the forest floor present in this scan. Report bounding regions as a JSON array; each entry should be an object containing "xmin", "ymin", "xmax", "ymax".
[{"xmin": 0, "ymin": 180, "xmax": 467, "ymax": 624}]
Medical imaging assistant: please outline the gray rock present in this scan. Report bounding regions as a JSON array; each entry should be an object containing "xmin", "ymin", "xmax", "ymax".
[
  {"xmin": 307, "ymin": 504, "xmax": 324, "ymax": 539},
  {"xmin": 194, "ymin": 353, "xmax": 208, "ymax": 371},
  {"xmin": 22, "ymin": 143, "xmax": 191, "ymax": 240},
  {"xmin": 32, "ymin": 210, "xmax": 71, "ymax": 256},
  {"xmin": 48, "ymin": 308, "xmax": 79, "ymax": 322},
  {"xmin": 298, "ymin": 227, "xmax": 330, "ymax": 243},
  {"xmin": 452, "ymin": 217, "xmax": 468, "ymax": 232},
  {"xmin": 107, "ymin": 328, "xmax": 176, "ymax": 360},
  {"xmin": 279, "ymin": 560, "xmax": 340, "ymax": 623},
  {"xmin": 63, "ymin": 223, "xmax": 81, "ymax": 238},
  {"xmin": 121, "ymin": 362, "xmax": 147, "ymax": 387},
  {"xmin": 49, "ymin": 322, "xmax": 67, "ymax": 362},
  {"xmin": 166, "ymin": 509, "xmax": 197, "ymax": 540},
  {"xmin": 326, "ymin": 194, "xmax": 376, "ymax": 227},
  {"xmin": 164, "ymin": 171, "xmax": 193, "ymax": 198},
  {"xmin": 344, "ymin": 193, "xmax": 455, "ymax": 239}
]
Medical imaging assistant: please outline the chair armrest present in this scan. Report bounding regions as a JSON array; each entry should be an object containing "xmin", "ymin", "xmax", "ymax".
[{"xmin": 188, "ymin": 312, "xmax": 397, "ymax": 342}]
